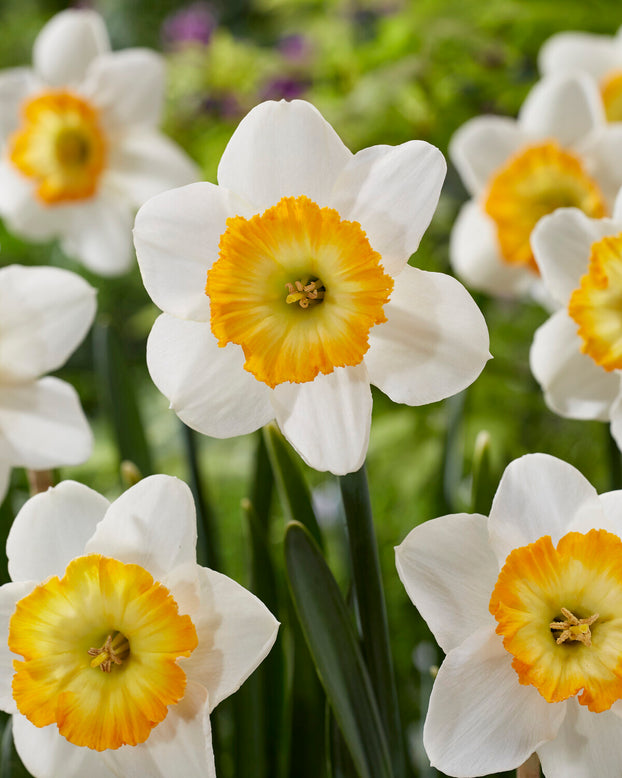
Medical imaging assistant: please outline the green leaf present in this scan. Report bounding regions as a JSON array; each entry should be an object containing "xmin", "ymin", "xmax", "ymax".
[
  {"xmin": 263, "ymin": 424, "xmax": 324, "ymax": 549},
  {"xmin": 470, "ymin": 430, "xmax": 496, "ymax": 515},
  {"xmin": 285, "ymin": 522, "xmax": 393, "ymax": 778},
  {"xmin": 92, "ymin": 322, "xmax": 153, "ymax": 478}
]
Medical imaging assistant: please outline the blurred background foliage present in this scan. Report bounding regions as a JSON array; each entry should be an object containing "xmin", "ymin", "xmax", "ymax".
[{"xmin": 0, "ymin": 0, "xmax": 620, "ymax": 776}]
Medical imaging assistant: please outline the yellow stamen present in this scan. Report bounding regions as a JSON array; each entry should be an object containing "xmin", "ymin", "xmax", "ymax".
[
  {"xmin": 206, "ymin": 195, "xmax": 393, "ymax": 388},
  {"xmin": 9, "ymin": 90, "xmax": 106, "ymax": 205},
  {"xmin": 490, "ymin": 529, "xmax": 622, "ymax": 713},
  {"xmin": 568, "ymin": 232, "xmax": 622, "ymax": 371},
  {"xmin": 484, "ymin": 141, "xmax": 607, "ymax": 272},
  {"xmin": 9, "ymin": 554, "xmax": 197, "ymax": 751}
]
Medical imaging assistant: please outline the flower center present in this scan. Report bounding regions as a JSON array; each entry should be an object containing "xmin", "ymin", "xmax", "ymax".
[
  {"xmin": 206, "ymin": 195, "xmax": 393, "ymax": 388},
  {"xmin": 9, "ymin": 554, "xmax": 197, "ymax": 751},
  {"xmin": 484, "ymin": 141, "xmax": 607, "ymax": 272},
  {"xmin": 87, "ymin": 631, "xmax": 130, "ymax": 672},
  {"xmin": 9, "ymin": 90, "xmax": 106, "ymax": 205},
  {"xmin": 490, "ymin": 529, "xmax": 622, "ymax": 713},
  {"xmin": 601, "ymin": 69, "xmax": 622, "ymax": 122},
  {"xmin": 568, "ymin": 232, "xmax": 622, "ymax": 371}
]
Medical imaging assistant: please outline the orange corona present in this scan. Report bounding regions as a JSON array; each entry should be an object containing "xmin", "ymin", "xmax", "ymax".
[
  {"xmin": 206, "ymin": 195, "xmax": 393, "ymax": 388},
  {"xmin": 9, "ymin": 554, "xmax": 197, "ymax": 751}
]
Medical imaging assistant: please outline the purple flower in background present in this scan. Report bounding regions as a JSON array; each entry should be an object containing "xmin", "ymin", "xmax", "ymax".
[
  {"xmin": 261, "ymin": 75, "xmax": 311, "ymax": 101},
  {"xmin": 278, "ymin": 34, "xmax": 313, "ymax": 62},
  {"xmin": 162, "ymin": 2, "xmax": 217, "ymax": 49}
]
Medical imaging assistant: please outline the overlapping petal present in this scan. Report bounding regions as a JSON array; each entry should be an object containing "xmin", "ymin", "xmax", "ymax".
[
  {"xmin": 365, "ymin": 266, "xmax": 490, "ymax": 405},
  {"xmin": 147, "ymin": 314, "xmax": 274, "ymax": 437},
  {"xmin": 329, "ymin": 141, "xmax": 446, "ymax": 275},
  {"xmin": 488, "ymin": 454, "xmax": 606, "ymax": 565},
  {"xmin": 181, "ymin": 568, "xmax": 279, "ymax": 711},
  {"xmin": 395, "ymin": 514, "xmax": 497, "ymax": 653},
  {"xmin": 0, "ymin": 377, "xmax": 92, "ymax": 470},
  {"xmin": 7, "ymin": 481, "xmax": 109, "ymax": 582},
  {"xmin": 217, "ymin": 99, "xmax": 352, "ymax": 210},
  {"xmin": 539, "ymin": 31, "xmax": 619, "ymax": 80},
  {"xmin": 271, "ymin": 364, "xmax": 372, "ymax": 475},
  {"xmin": 530, "ymin": 310, "xmax": 620, "ymax": 421},
  {"xmin": 0, "ymin": 266, "xmax": 96, "ymax": 382}
]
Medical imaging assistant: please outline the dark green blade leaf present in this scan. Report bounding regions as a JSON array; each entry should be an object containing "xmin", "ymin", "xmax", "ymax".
[
  {"xmin": 263, "ymin": 424, "xmax": 324, "ymax": 549},
  {"xmin": 285, "ymin": 522, "xmax": 393, "ymax": 778}
]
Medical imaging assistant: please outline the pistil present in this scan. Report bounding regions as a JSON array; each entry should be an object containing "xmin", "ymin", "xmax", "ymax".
[
  {"xmin": 88, "ymin": 631, "xmax": 130, "ymax": 672},
  {"xmin": 549, "ymin": 607, "xmax": 599, "ymax": 646},
  {"xmin": 285, "ymin": 278, "xmax": 325, "ymax": 308}
]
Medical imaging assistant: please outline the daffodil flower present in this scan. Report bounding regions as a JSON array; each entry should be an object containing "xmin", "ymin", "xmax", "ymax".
[
  {"xmin": 0, "ymin": 475, "xmax": 279, "ymax": 777},
  {"xmin": 529, "ymin": 191, "xmax": 622, "ymax": 447},
  {"xmin": 0, "ymin": 9, "xmax": 199, "ymax": 275},
  {"xmin": 397, "ymin": 453, "xmax": 622, "ymax": 778},
  {"xmin": 0, "ymin": 264, "xmax": 95, "ymax": 501},
  {"xmin": 134, "ymin": 99, "xmax": 490, "ymax": 475},
  {"xmin": 540, "ymin": 27, "xmax": 622, "ymax": 121},
  {"xmin": 449, "ymin": 73, "xmax": 622, "ymax": 297}
]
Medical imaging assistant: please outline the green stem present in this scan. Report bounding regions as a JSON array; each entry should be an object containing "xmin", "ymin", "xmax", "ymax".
[
  {"xmin": 339, "ymin": 466, "xmax": 405, "ymax": 778},
  {"xmin": 607, "ymin": 425, "xmax": 622, "ymax": 492},
  {"xmin": 180, "ymin": 422, "xmax": 220, "ymax": 571}
]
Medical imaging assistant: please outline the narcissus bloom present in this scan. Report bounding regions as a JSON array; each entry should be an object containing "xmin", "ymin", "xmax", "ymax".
[
  {"xmin": 0, "ymin": 9, "xmax": 198, "ymax": 275},
  {"xmin": 134, "ymin": 99, "xmax": 490, "ymax": 475},
  {"xmin": 529, "ymin": 192, "xmax": 622, "ymax": 448},
  {"xmin": 0, "ymin": 475, "xmax": 279, "ymax": 777},
  {"xmin": 397, "ymin": 454, "xmax": 622, "ymax": 778},
  {"xmin": 449, "ymin": 74, "xmax": 622, "ymax": 297},
  {"xmin": 0, "ymin": 264, "xmax": 95, "ymax": 501},
  {"xmin": 540, "ymin": 28, "xmax": 622, "ymax": 122}
]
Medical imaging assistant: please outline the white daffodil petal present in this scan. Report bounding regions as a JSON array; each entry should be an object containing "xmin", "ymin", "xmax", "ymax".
[
  {"xmin": 217, "ymin": 99, "xmax": 352, "ymax": 211},
  {"xmin": 365, "ymin": 266, "xmax": 490, "ymax": 405},
  {"xmin": 182, "ymin": 568, "xmax": 279, "ymax": 711},
  {"xmin": 329, "ymin": 141, "xmax": 446, "ymax": 276},
  {"xmin": 0, "ymin": 377, "xmax": 92, "ymax": 470},
  {"xmin": 7, "ymin": 481, "xmax": 109, "ymax": 582},
  {"xmin": 518, "ymin": 74, "xmax": 605, "ymax": 147},
  {"xmin": 539, "ymin": 699, "xmax": 622, "ymax": 778},
  {"xmin": 104, "ymin": 683, "xmax": 215, "ymax": 778},
  {"xmin": 539, "ymin": 31, "xmax": 619, "ymax": 80},
  {"xmin": 449, "ymin": 201, "xmax": 534, "ymax": 296},
  {"xmin": 597, "ymin": 491, "xmax": 622, "ymax": 538},
  {"xmin": 147, "ymin": 314, "xmax": 274, "ymax": 437},
  {"xmin": 0, "ymin": 265, "xmax": 96, "ymax": 382},
  {"xmin": 424, "ymin": 626, "xmax": 565, "ymax": 778},
  {"xmin": 134, "ymin": 182, "xmax": 251, "ymax": 321},
  {"xmin": 396, "ymin": 513, "xmax": 497, "ymax": 653},
  {"xmin": 12, "ymin": 716, "xmax": 119, "ymax": 778},
  {"xmin": 109, "ymin": 132, "xmax": 199, "ymax": 208},
  {"xmin": 530, "ymin": 310, "xmax": 619, "ymax": 421},
  {"xmin": 33, "ymin": 9, "xmax": 110, "ymax": 87},
  {"xmin": 61, "ymin": 195, "xmax": 134, "ymax": 276},
  {"xmin": 531, "ymin": 208, "xmax": 620, "ymax": 304},
  {"xmin": 82, "ymin": 49, "xmax": 165, "ymax": 130},
  {"xmin": 85, "ymin": 475, "xmax": 197, "ymax": 581},
  {"xmin": 448, "ymin": 115, "xmax": 526, "ymax": 196},
  {"xmin": 0, "ymin": 162, "xmax": 66, "ymax": 241},
  {"xmin": 0, "ymin": 459, "xmax": 10, "ymax": 505},
  {"xmin": 609, "ymin": 392, "xmax": 622, "ymax": 454},
  {"xmin": 582, "ymin": 125, "xmax": 622, "ymax": 205},
  {"xmin": 271, "ymin": 364, "xmax": 372, "ymax": 475},
  {"xmin": 0, "ymin": 580, "xmax": 37, "ymax": 713},
  {"xmin": 0, "ymin": 68, "xmax": 38, "ymax": 141},
  {"xmin": 488, "ymin": 453, "xmax": 606, "ymax": 565}
]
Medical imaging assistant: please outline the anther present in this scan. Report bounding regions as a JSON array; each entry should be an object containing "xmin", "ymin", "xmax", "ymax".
[
  {"xmin": 88, "ymin": 631, "xmax": 130, "ymax": 672},
  {"xmin": 549, "ymin": 607, "xmax": 599, "ymax": 647},
  {"xmin": 285, "ymin": 278, "xmax": 325, "ymax": 308}
]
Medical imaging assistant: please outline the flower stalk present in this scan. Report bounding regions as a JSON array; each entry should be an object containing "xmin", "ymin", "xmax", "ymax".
[
  {"xmin": 339, "ymin": 465, "xmax": 405, "ymax": 778},
  {"xmin": 517, "ymin": 753, "xmax": 541, "ymax": 778}
]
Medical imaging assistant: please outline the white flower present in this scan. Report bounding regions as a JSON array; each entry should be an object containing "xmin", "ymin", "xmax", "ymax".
[
  {"xmin": 449, "ymin": 73, "xmax": 622, "ymax": 297},
  {"xmin": 0, "ymin": 474, "xmax": 279, "ymax": 778},
  {"xmin": 540, "ymin": 27, "xmax": 622, "ymax": 122},
  {"xmin": 134, "ymin": 99, "xmax": 490, "ymax": 475},
  {"xmin": 529, "ymin": 190, "xmax": 622, "ymax": 447},
  {"xmin": 396, "ymin": 453, "xmax": 622, "ymax": 778},
  {"xmin": 0, "ymin": 9, "xmax": 199, "ymax": 275},
  {"xmin": 0, "ymin": 264, "xmax": 95, "ymax": 501}
]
